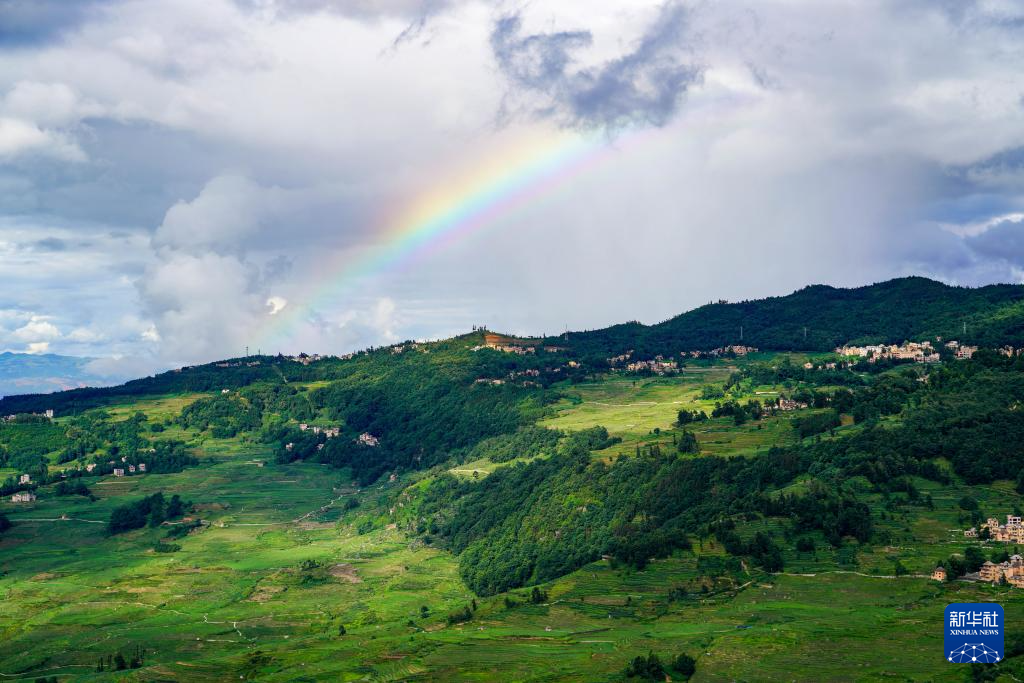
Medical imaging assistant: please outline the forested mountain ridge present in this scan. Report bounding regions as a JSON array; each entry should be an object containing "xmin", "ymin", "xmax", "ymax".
[
  {"xmin": 3, "ymin": 277, "xmax": 1022, "ymax": 415},
  {"xmin": 555, "ymin": 276, "xmax": 1024, "ymax": 357}
]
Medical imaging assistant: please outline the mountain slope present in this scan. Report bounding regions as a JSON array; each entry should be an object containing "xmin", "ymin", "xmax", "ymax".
[
  {"xmin": 4, "ymin": 276, "xmax": 1024, "ymax": 412},
  {"xmin": 559, "ymin": 276, "xmax": 1024, "ymax": 355}
]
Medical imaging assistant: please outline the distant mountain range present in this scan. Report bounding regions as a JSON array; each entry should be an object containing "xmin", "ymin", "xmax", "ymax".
[{"xmin": 0, "ymin": 352, "xmax": 108, "ymax": 399}]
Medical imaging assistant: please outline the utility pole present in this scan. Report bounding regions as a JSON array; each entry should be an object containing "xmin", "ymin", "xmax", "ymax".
[
  {"xmin": 803, "ymin": 326, "xmax": 808, "ymax": 342},
  {"xmin": 740, "ymin": 325, "xmax": 744, "ymax": 341},
  {"xmin": 245, "ymin": 345, "xmax": 249, "ymax": 357}
]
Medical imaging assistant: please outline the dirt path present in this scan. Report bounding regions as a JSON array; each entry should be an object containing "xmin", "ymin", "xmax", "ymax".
[
  {"xmin": 773, "ymin": 570, "xmax": 931, "ymax": 580},
  {"xmin": 16, "ymin": 517, "xmax": 105, "ymax": 524}
]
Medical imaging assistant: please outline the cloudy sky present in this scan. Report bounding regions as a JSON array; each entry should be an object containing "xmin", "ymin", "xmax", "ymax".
[{"xmin": 2, "ymin": 0, "xmax": 1024, "ymax": 378}]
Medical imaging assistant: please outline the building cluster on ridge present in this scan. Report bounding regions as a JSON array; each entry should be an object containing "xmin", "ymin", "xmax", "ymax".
[
  {"xmin": 831, "ymin": 339, "xmax": 1014, "ymax": 363},
  {"xmin": 3, "ymin": 409, "xmax": 54, "ymax": 422},
  {"xmin": 299, "ymin": 423, "xmax": 341, "ymax": 438}
]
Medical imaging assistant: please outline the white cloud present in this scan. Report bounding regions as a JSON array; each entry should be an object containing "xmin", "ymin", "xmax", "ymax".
[
  {"xmin": 154, "ymin": 174, "xmax": 270, "ymax": 252},
  {"xmin": 25, "ymin": 341, "xmax": 50, "ymax": 354},
  {"xmin": 1, "ymin": 81, "xmax": 102, "ymax": 127},
  {"xmin": 266, "ymin": 296, "xmax": 287, "ymax": 315},
  {"xmin": 11, "ymin": 316, "xmax": 61, "ymax": 342},
  {"xmin": 0, "ymin": 117, "xmax": 84, "ymax": 161},
  {"xmin": 66, "ymin": 326, "xmax": 106, "ymax": 342}
]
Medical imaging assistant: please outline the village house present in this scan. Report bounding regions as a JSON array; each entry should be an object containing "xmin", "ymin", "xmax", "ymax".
[
  {"xmin": 128, "ymin": 465, "xmax": 136, "ymax": 473},
  {"xmin": 956, "ymin": 345, "xmax": 979, "ymax": 359},
  {"xmin": 981, "ymin": 515, "xmax": 1024, "ymax": 543},
  {"xmin": 473, "ymin": 333, "xmax": 537, "ymax": 354},
  {"xmin": 964, "ymin": 527, "xmax": 978, "ymax": 538},
  {"xmin": 113, "ymin": 468, "xmax": 125, "ymax": 477},
  {"xmin": 776, "ymin": 397, "xmax": 809, "ymax": 411},
  {"xmin": 624, "ymin": 358, "xmax": 679, "ymax": 375},
  {"xmin": 980, "ymin": 561, "xmax": 1002, "ymax": 583},
  {"xmin": 86, "ymin": 463, "xmax": 96, "ymax": 473},
  {"xmin": 18, "ymin": 474, "xmax": 31, "ymax": 485},
  {"xmin": 607, "ymin": 351, "xmax": 633, "ymax": 365},
  {"xmin": 357, "ymin": 433, "xmax": 380, "ymax": 447},
  {"xmin": 289, "ymin": 353, "xmax": 326, "ymax": 365},
  {"xmin": 978, "ymin": 556, "xmax": 1024, "ymax": 586},
  {"xmin": 138, "ymin": 463, "xmax": 146, "ymax": 472},
  {"xmin": 681, "ymin": 345, "xmax": 760, "ymax": 359},
  {"xmin": 932, "ymin": 566, "xmax": 947, "ymax": 582},
  {"xmin": 11, "ymin": 492, "xmax": 36, "ymax": 503},
  {"xmin": 835, "ymin": 340, "xmax": 940, "ymax": 363}
]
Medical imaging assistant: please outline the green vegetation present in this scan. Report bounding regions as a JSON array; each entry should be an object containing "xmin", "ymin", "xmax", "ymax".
[{"xmin": 3, "ymin": 280, "xmax": 1024, "ymax": 680}]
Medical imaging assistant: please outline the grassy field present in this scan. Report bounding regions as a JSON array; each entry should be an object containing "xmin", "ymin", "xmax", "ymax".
[
  {"xmin": 541, "ymin": 369, "xmax": 814, "ymax": 460},
  {"xmin": 2, "ymin": 363, "xmax": 1023, "ymax": 681}
]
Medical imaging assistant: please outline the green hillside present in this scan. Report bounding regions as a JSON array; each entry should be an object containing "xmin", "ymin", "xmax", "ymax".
[
  {"xmin": 558, "ymin": 277, "xmax": 1024, "ymax": 355},
  {"xmin": 2, "ymin": 279, "xmax": 1024, "ymax": 680}
]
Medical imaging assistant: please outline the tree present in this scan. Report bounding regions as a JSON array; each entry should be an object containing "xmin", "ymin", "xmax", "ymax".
[
  {"xmin": 624, "ymin": 652, "xmax": 666, "ymax": 680},
  {"xmin": 965, "ymin": 546, "xmax": 986, "ymax": 573},
  {"xmin": 672, "ymin": 652, "xmax": 697, "ymax": 679},
  {"xmin": 676, "ymin": 430, "xmax": 699, "ymax": 455}
]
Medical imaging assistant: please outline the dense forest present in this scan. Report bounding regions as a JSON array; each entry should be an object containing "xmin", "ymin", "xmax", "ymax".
[
  {"xmin": 410, "ymin": 351, "xmax": 1024, "ymax": 596},
  {"xmin": 552, "ymin": 277, "xmax": 1024, "ymax": 357}
]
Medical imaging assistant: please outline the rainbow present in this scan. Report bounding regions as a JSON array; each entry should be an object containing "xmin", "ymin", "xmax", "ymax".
[{"xmin": 258, "ymin": 127, "xmax": 650, "ymax": 351}]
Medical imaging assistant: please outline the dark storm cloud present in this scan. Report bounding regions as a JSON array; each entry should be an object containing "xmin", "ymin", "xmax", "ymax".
[
  {"xmin": 490, "ymin": 3, "xmax": 704, "ymax": 129},
  {"xmin": 967, "ymin": 219, "xmax": 1024, "ymax": 269},
  {"xmin": 0, "ymin": 0, "xmax": 110, "ymax": 46}
]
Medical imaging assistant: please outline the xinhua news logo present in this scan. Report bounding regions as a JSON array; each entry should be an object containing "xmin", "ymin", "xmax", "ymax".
[{"xmin": 945, "ymin": 603, "xmax": 1004, "ymax": 663}]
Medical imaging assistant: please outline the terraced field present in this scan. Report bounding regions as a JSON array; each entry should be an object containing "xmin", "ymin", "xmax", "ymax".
[{"xmin": 2, "ymin": 361, "xmax": 1023, "ymax": 681}]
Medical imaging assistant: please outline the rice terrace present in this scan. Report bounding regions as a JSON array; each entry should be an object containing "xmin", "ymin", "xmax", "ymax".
[{"xmin": 1, "ymin": 279, "xmax": 1024, "ymax": 680}]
